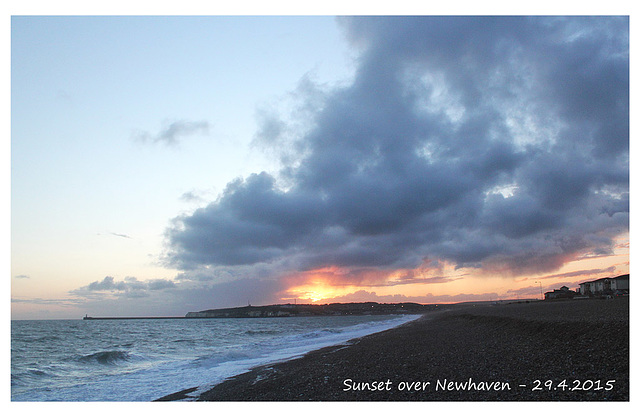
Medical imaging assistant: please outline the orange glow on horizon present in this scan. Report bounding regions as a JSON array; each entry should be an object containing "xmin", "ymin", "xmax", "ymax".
[{"xmin": 280, "ymin": 233, "xmax": 629, "ymax": 305}]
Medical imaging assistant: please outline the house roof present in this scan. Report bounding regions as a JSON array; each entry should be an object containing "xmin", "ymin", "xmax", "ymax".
[
  {"xmin": 579, "ymin": 274, "xmax": 629, "ymax": 286},
  {"xmin": 544, "ymin": 286, "xmax": 576, "ymax": 295}
]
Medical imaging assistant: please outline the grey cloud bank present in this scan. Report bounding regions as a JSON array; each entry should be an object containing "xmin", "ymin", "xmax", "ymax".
[
  {"xmin": 72, "ymin": 276, "xmax": 176, "ymax": 298},
  {"xmin": 166, "ymin": 17, "xmax": 628, "ymax": 285}
]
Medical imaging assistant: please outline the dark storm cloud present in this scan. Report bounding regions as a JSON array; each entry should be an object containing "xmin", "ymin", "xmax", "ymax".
[
  {"xmin": 166, "ymin": 17, "xmax": 628, "ymax": 281},
  {"xmin": 133, "ymin": 119, "xmax": 209, "ymax": 146}
]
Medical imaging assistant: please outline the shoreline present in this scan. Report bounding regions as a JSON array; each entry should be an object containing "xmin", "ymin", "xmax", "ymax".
[{"xmin": 157, "ymin": 298, "xmax": 629, "ymax": 401}]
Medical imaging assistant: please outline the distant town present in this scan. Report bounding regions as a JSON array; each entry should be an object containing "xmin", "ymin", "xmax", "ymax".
[{"xmin": 544, "ymin": 274, "xmax": 629, "ymax": 300}]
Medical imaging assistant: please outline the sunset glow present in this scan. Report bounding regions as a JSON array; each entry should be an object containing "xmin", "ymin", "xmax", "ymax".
[{"xmin": 280, "ymin": 231, "xmax": 629, "ymax": 305}]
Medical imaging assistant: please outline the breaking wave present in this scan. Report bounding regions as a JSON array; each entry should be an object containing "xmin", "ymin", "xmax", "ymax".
[{"xmin": 77, "ymin": 350, "xmax": 131, "ymax": 365}]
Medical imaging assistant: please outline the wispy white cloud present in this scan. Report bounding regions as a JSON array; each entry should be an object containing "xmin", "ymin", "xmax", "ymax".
[
  {"xmin": 110, "ymin": 232, "xmax": 132, "ymax": 239},
  {"xmin": 133, "ymin": 119, "xmax": 209, "ymax": 146},
  {"xmin": 12, "ymin": 297, "xmax": 82, "ymax": 307}
]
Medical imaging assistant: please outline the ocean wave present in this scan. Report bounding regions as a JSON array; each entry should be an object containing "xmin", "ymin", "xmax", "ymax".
[
  {"xmin": 170, "ymin": 338, "xmax": 197, "ymax": 344},
  {"xmin": 190, "ymin": 348, "xmax": 252, "ymax": 368},
  {"xmin": 28, "ymin": 368, "xmax": 48, "ymax": 376},
  {"xmin": 300, "ymin": 328, "xmax": 342, "ymax": 338},
  {"xmin": 244, "ymin": 329, "xmax": 280, "ymax": 335},
  {"xmin": 77, "ymin": 350, "xmax": 131, "ymax": 365},
  {"xmin": 11, "ymin": 367, "xmax": 55, "ymax": 387}
]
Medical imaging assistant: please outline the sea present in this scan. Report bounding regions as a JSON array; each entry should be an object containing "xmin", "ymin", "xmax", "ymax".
[{"xmin": 11, "ymin": 314, "xmax": 419, "ymax": 402}]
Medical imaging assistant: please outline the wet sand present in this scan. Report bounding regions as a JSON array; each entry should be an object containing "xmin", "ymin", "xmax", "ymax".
[{"xmin": 157, "ymin": 298, "xmax": 629, "ymax": 401}]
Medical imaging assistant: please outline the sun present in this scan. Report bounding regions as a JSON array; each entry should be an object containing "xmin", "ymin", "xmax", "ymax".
[
  {"xmin": 287, "ymin": 279, "xmax": 347, "ymax": 304},
  {"xmin": 298, "ymin": 288, "xmax": 334, "ymax": 303},
  {"xmin": 307, "ymin": 292, "xmax": 325, "ymax": 302}
]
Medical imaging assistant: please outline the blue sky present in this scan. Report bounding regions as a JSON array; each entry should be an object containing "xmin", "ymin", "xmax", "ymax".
[{"xmin": 10, "ymin": 14, "xmax": 631, "ymax": 320}]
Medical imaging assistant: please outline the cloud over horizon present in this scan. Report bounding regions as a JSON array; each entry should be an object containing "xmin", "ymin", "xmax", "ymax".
[
  {"xmin": 165, "ymin": 17, "xmax": 628, "ymax": 292},
  {"xmin": 71, "ymin": 276, "xmax": 176, "ymax": 299}
]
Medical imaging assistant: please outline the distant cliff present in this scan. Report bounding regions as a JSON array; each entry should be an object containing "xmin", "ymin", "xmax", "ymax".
[{"xmin": 185, "ymin": 302, "xmax": 437, "ymax": 318}]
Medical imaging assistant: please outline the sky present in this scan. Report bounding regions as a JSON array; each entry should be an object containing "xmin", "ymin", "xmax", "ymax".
[{"xmin": 10, "ymin": 15, "xmax": 630, "ymax": 320}]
